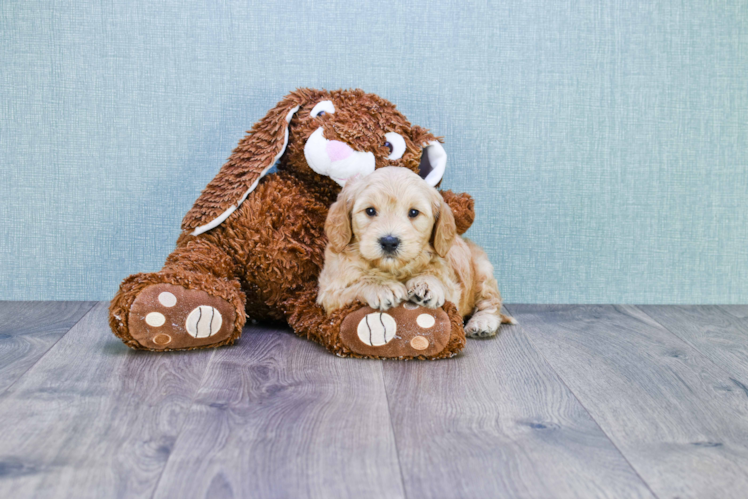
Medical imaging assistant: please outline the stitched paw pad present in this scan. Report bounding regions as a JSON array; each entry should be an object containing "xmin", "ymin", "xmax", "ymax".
[
  {"xmin": 340, "ymin": 303, "xmax": 451, "ymax": 358},
  {"xmin": 128, "ymin": 284, "xmax": 236, "ymax": 350}
]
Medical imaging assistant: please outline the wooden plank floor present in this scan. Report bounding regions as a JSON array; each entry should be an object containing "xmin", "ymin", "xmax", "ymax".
[{"xmin": 0, "ymin": 302, "xmax": 747, "ymax": 498}]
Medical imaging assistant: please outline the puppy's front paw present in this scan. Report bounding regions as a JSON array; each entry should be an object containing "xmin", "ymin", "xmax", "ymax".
[
  {"xmin": 465, "ymin": 312, "xmax": 501, "ymax": 338},
  {"xmin": 406, "ymin": 275, "xmax": 446, "ymax": 309},
  {"xmin": 360, "ymin": 281, "xmax": 407, "ymax": 311}
]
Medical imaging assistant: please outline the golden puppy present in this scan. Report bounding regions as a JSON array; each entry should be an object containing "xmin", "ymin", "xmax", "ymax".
[{"xmin": 317, "ymin": 167, "xmax": 515, "ymax": 337}]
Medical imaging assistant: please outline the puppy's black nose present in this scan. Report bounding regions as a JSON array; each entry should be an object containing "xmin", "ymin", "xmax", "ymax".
[{"xmin": 379, "ymin": 235, "xmax": 400, "ymax": 254}]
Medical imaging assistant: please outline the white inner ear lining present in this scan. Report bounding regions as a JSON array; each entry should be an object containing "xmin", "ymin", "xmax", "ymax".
[
  {"xmin": 191, "ymin": 105, "xmax": 300, "ymax": 236},
  {"xmin": 422, "ymin": 141, "xmax": 447, "ymax": 187}
]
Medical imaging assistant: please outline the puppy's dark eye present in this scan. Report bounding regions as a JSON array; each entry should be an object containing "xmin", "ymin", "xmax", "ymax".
[
  {"xmin": 408, "ymin": 209, "xmax": 420, "ymax": 218},
  {"xmin": 384, "ymin": 141, "xmax": 393, "ymax": 154},
  {"xmin": 365, "ymin": 207, "xmax": 377, "ymax": 217},
  {"xmin": 316, "ymin": 111, "xmax": 326, "ymax": 117}
]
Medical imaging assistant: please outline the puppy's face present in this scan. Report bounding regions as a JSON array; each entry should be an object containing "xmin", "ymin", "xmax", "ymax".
[{"xmin": 326, "ymin": 167, "xmax": 456, "ymax": 272}]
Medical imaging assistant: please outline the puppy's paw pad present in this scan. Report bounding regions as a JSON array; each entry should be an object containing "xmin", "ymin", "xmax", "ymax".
[
  {"xmin": 406, "ymin": 278, "xmax": 445, "ymax": 309},
  {"xmin": 363, "ymin": 282, "xmax": 407, "ymax": 310}
]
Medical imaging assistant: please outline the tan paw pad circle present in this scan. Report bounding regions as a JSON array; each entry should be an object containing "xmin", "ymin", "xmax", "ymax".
[
  {"xmin": 158, "ymin": 292, "xmax": 177, "ymax": 307},
  {"xmin": 410, "ymin": 336, "xmax": 429, "ymax": 350},
  {"xmin": 185, "ymin": 306, "xmax": 223, "ymax": 338},
  {"xmin": 416, "ymin": 314, "xmax": 435, "ymax": 328},
  {"xmin": 145, "ymin": 312, "xmax": 166, "ymax": 327},
  {"xmin": 153, "ymin": 334, "xmax": 171, "ymax": 345},
  {"xmin": 357, "ymin": 312, "xmax": 397, "ymax": 346}
]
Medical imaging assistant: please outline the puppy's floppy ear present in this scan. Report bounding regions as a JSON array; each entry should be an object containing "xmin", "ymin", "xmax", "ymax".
[
  {"xmin": 431, "ymin": 193, "xmax": 457, "ymax": 257},
  {"xmin": 325, "ymin": 189, "xmax": 353, "ymax": 253},
  {"xmin": 182, "ymin": 90, "xmax": 313, "ymax": 235}
]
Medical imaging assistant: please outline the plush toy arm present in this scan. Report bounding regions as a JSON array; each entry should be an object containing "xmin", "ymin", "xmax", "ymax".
[
  {"xmin": 439, "ymin": 190, "xmax": 475, "ymax": 235},
  {"xmin": 282, "ymin": 281, "xmax": 364, "ymax": 354}
]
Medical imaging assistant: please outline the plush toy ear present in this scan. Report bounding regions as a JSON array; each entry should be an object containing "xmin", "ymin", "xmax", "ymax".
[
  {"xmin": 182, "ymin": 93, "xmax": 304, "ymax": 235},
  {"xmin": 419, "ymin": 141, "xmax": 447, "ymax": 187},
  {"xmin": 431, "ymin": 193, "xmax": 457, "ymax": 257},
  {"xmin": 325, "ymin": 193, "xmax": 353, "ymax": 253}
]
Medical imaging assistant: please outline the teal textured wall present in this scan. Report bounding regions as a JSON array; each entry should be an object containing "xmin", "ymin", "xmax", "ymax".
[{"xmin": 1, "ymin": 0, "xmax": 747, "ymax": 303}]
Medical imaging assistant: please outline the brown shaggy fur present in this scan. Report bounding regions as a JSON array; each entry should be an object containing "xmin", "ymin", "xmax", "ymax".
[{"xmin": 109, "ymin": 89, "xmax": 475, "ymax": 358}]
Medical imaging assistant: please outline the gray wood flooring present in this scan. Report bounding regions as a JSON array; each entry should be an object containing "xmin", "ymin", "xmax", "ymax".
[{"xmin": 0, "ymin": 302, "xmax": 747, "ymax": 498}]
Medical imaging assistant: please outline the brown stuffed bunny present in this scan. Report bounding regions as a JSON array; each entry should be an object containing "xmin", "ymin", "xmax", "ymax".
[{"xmin": 109, "ymin": 88, "xmax": 475, "ymax": 359}]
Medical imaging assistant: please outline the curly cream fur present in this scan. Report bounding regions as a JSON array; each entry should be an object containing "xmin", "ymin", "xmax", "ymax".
[{"xmin": 318, "ymin": 167, "xmax": 515, "ymax": 337}]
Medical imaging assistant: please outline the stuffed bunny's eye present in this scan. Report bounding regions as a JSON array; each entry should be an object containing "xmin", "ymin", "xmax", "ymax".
[
  {"xmin": 384, "ymin": 132, "xmax": 406, "ymax": 160},
  {"xmin": 310, "ymin": 100, "xmax": 335, "ymax": 118}
]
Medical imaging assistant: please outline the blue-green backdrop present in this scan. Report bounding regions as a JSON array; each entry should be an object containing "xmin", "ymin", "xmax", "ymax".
[{"xmin": 2, "ymin": 0, "xmax": 747, "ymax": 303}]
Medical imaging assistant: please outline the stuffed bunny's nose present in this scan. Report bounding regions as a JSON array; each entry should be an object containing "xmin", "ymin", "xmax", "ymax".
[{"xmin": 326, "ymin": 141, "xmax": 353, "ymax": 162}]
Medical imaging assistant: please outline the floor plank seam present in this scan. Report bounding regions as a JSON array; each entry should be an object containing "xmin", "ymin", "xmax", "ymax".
[
  {"xmin": 715, "ymin": 304, "xmax": 743, "ymax": 317},
  {"xmin": 0, "ymin": 301, "xmax": 98, "ymax": 398},
  {"xmin": 503, "ymin": 304, "xmax": 660, "ymax": 499},
  {"xmin": 380, "ymin": 360, "xmax": 409, "ymax": 499},
  {"xmin": 147, "ymin": 346, "xmax": 219, "ymax": 498},
  {"xmin": 632, "ymin": 305, "xmax": 748, "ymax": 389}
]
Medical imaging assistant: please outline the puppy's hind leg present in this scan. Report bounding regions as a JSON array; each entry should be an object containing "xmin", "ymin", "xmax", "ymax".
[
  {"xmin": 465, "ymin": 308, "xmax": 517, "ymax": 338},
  {"xmin": 463, "ymin": 242, "xmax": 516, "ymax": 338}
]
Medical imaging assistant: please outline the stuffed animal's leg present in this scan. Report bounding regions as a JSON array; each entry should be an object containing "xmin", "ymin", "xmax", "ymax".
[
  {"xmin": 283, "ymin": 283, "xmax": 465, "ymax": 359},
  {"xmin": 109, "ymin": 236, "xmax": 246, "ymax": 351},
  {"xmin": 281, "ymin": 282, "xmax": 362, "ymax": 355}
]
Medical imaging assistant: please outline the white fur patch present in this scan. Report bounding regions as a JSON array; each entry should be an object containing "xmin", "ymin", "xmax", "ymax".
[{"xmin": 304, "ymin": 127, "xmax": 376, "ymax": 186}]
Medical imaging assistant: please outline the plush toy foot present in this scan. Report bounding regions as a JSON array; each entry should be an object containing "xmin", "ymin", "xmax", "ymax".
[
  {"xmin": 128, "ymin": 283, "xmax": 237, "ymax": 350},
  {"xmin": 339, "ymin": 302, "xmax": 453, "ymax": 359}
]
